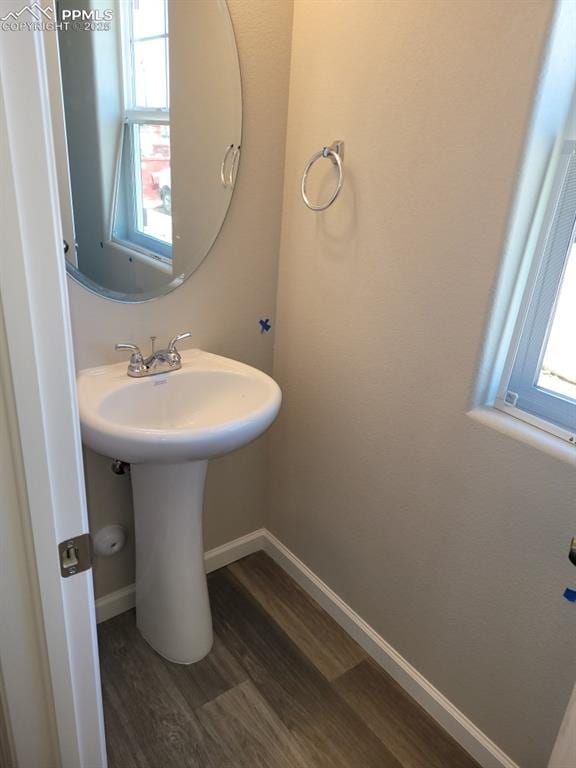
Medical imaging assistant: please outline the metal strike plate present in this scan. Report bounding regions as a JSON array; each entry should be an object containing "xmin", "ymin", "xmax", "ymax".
[
  {"xmin": 569, "ymin": 537, "xmax": 576, "ymax": 567},
  {"xmin": 59, "ymin": 534, "xmax": 92, "ymax": 578}
]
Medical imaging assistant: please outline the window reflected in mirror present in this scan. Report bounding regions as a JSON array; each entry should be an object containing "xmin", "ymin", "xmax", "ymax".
[{"xmin": 112, "ymin": 0, "xmax": 172, "ymax": 261}]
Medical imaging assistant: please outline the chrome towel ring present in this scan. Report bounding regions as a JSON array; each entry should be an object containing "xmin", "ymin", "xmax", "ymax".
[
  {"xmin": 220, "ymin": 144, "xmax": 240, "ymax": 188},
  {"xmin": 301, "ymin": 140, "xmax": 344, "ymax": 211}
]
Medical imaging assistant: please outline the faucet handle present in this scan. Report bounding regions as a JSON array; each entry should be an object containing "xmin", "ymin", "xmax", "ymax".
[
  {"xmin": 168, "ymin": 331, "xmax": 192, "ymax": 353},
  {"xmin": 115, "ymin": 343, "xmax": 148, "ymax": 378},
  {"xmin": 115, "ymin": 343, "xmax": 143, "ymax": 362}
]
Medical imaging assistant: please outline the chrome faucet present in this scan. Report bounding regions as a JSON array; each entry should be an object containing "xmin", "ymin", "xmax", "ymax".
[{"xmin": 115, "ymin": 331, "xmax": 192, "ymax": 378}]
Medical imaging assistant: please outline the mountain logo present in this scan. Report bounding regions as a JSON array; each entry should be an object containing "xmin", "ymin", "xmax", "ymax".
[{"xmin": 0, "ymin": 4, "xmax": 53, "ymax": 22}]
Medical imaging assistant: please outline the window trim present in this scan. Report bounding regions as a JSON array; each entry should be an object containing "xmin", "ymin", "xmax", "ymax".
[
  {"xmin": 468, "ymin": 407, "xmax": 576, "ymax": 470},
  {"xmin": 470, "ymin": 0, "xmax": 576, "ymax": 461},
  {"xmin": 493, "ymin": 141, "xmax": 576, "ymax": 443}
]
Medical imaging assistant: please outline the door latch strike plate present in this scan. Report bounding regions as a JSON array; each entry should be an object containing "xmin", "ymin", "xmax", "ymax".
[{"xmin": 58, "ymin": 534, "xmax": 92, "ymax": 578}]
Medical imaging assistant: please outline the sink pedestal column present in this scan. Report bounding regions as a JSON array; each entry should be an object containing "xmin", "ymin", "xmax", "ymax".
[{"xmin": 131, "ymin": 460, "xmax": 213, "ymax": 664}]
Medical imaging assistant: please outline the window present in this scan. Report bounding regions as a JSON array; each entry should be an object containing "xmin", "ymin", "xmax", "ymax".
[
  {"xmin": 495, "ymin": 140, "xmax": 576, "ymax": 441},
  {"xmin": 112, "ymin": 0, "xmax": 172, "ymax": 261}
]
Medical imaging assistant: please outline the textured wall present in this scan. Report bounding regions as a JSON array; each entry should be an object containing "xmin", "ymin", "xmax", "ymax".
[
  {"xmin": 69, "ymin": 0, "xmax": 294, "ymax": 598},
  {"xmin": 269, "ymin": 1, "xmax": 575, "ymax": 766},
  {"xmin": 69, "ymin": 1, "xmax": 576, "ymax": 761}
]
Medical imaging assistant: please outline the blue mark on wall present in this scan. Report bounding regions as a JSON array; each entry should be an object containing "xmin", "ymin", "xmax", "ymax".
[
  {"xmin": 259, "ymin": 318, "xmax": 271, "ymax": 334},
  {"xmin": 563, "ymin": 588, "xmax": 576, "ymax": 603}
]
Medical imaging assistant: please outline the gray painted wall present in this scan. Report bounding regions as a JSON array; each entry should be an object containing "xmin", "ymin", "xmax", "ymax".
[
  {"xmin": 67, "ymin": 1, "xmax": 576, "ymax": 763},
  {"xmin": 269, "ymin": 1, "xmax": 575, "ymax": 766}
]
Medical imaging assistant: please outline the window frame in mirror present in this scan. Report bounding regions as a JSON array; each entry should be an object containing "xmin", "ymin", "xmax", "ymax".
[{"xmin": 110, "ymin": 0, "xmax": 173, "ymax": 264}]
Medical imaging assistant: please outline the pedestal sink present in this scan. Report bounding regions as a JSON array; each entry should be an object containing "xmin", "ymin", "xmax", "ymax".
[{"xmin": 77, "ymin": 349, "xmax": 281, "ymax": 663}]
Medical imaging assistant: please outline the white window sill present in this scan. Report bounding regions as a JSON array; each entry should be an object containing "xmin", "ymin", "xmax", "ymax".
[
  {"xmin": 468, "ymin": 407, "xmax": 576, "ymax": 469},
  {"xmin": 107, "ymin": 240, "xmax": 172, "ymax": 275}
]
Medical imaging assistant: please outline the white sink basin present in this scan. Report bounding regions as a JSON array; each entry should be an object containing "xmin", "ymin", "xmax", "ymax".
[
  {"xmin": 78, "ymin": 349, "xmax": 281, "ymax": 463},
  {"xmin": 77, "ymin": 349, "xmax": 281, "ymax": 664}
]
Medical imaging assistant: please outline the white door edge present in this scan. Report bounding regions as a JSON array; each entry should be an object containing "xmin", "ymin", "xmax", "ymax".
[
  {"xmin": 549, "ymin": 681, "xmax": 576, "ymax": 767},
  {"xmin": 0, "ymin": 13, "xmax": 107, "ymax": 768}
]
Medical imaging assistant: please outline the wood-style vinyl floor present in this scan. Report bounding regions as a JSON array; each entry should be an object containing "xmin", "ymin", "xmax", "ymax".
[{"xmin": 98, "ymin": 551, "xmax": 480, "ymax": 768}]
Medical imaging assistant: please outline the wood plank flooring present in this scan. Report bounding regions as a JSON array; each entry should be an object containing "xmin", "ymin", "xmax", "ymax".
[{"xmin": 99, "ymin": 551, "xmax": 480, "ymax": 768}]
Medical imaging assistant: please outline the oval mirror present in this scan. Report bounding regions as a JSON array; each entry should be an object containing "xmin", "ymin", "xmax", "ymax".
[{"xmin": 47, "ymin": 0, "xmax": 242, "ymax": 302}]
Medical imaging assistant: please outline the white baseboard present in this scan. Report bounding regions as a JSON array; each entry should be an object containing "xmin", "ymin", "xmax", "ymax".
[
  {"xmin": 204, "ymin": 528, "xmax": 268, "ymax": 573},
  {"xmin": 95, "ymin": 583, "xmax": 136, "ymax": 624},
  {"xmin": 262, "ymin": 531, "xmax": 518, "ymax": 768},
  {"xmin": 94, "ymin": 528, "xmax": 266, "ymax": 624},
  {"xmin": 95, "ymin": 527, "xmax": 517, "ymax": 768}
]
